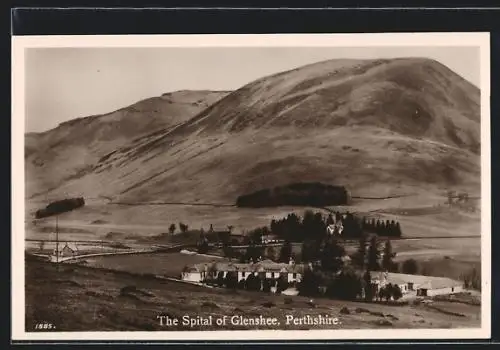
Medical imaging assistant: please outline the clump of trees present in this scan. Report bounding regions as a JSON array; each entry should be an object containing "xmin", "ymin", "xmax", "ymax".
[
  {"xmin": 378, "ymin": 283, "xmax": 403, "ymax": 301},
  {"xmin": 267, "ymin": 210, "xmax": 402, "ymax": 243},
  {"xmin": 35, "ymin": 197, "xmax": 85, "ymax": 219},
  {"xmin": 236, "ymin": 182, "xmax": 351, "ymax": 208}
]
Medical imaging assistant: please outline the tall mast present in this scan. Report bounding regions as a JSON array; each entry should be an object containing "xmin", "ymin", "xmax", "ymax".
[{"xmin": 55, "ymin": 215, "xmax": 59, "ymax": 264}]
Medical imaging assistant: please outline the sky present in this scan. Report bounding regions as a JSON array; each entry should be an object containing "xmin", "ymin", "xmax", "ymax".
[{"xmin": 25, "ymin": 46, "xmax": 480, "ymax": 133}]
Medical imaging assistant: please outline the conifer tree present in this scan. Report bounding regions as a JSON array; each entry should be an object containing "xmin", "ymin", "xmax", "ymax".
[
  {"xmin": 382, "ymin": 239, "xmax": 397, "ymax": 272},
  {"xmin": 352, "ymin": 234, "xmax": 367, "ymax": 268},
  {"xmin": 367, "ymin": 236, "xmax": 381, "ymax": 271}
]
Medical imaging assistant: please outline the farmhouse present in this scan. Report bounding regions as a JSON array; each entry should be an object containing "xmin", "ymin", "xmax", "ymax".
[
  {"xmin": 370, "ymin": 271, "xmax": 464, "ymax": 297},
  {"xmin": 52, "ymin": 242, "xmax": 78, "ymax": 258},
  {"xmin": 181, "ymin": 259, "xmax": 305, "ymax": 284}
]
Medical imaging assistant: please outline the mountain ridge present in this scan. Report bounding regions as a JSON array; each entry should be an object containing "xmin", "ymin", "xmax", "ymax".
[{"xmin": 25, "ymin": 58, "xmax": 481, "ymax": 204}]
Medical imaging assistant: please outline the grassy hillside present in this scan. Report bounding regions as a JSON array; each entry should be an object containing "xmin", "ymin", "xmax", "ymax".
[
  {"xmin": 25, "ymin": 259, "xmax": 480, "ymax": 332},
  {"xmin": 26, "ymin": 58, "xmax": 480, "ymax": 204},
  {"xmin": 25, "ymin": 90, "xmax": 230, "ymax": 199}
]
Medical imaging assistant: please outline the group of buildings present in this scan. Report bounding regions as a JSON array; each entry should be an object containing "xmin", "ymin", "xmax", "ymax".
[
  {"xmin": 181, "ymin": 258, "xmax": 464, "ymax": 298},
  {"xmin": 370, "ymin": 271, "xmax": 464, "ymax": 297},
  {"xmin": 182, "ymin": 258, "xmax": 304, "ymax": 284}
]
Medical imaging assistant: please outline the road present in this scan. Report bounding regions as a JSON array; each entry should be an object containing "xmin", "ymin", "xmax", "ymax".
[{"xmin": 27, "ymin": 243, "xmax": 193, "ymax": 263}]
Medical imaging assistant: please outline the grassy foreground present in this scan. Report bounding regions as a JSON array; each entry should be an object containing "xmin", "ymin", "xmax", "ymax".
[{"xmin": 25, "ymin": 258, "xmax": 480, "ymax": 332}]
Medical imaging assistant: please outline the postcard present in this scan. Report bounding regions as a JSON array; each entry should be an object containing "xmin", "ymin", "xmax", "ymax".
[{"xmin": 11, "ymin": 32, "xmax": 491, "ymax": 341}]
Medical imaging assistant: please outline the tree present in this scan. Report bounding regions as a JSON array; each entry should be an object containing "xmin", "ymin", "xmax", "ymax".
[
  {"xmin": 301, "ymin": 239, "xmax": 320, "ymax": 263},
  {"xmin": 168, "ymin": 224, "xmax": 176, "ymax": 235},
  {"xmin": 363, "ymin": 270, "xmax": 374, "ymax": 301},
  {"xmin": 262, "ymin": 278, "xmax": 272, "ymax": 293},
  {"xmin": 38, "ymin": 241, "xmax": 45, "ymax": 251},
  {"xmin": 401, "ymin": 259, "xmax": 419, "ymax": 274},
  {"xmin": 224, "ymin": 271, "xmax": 238, "ymax": 289},
  {"xmin": 394, "ymin": 222, "xmax": 402, "ymax": 237},
  {"xmin": 276, "ymin": 275, "xmax": 289, "ymax": 294},
  {"xmin": 223, "ymin": 242, "xmax": 234, "ymax": 259},
  {"xmin": 244, "ymin": 242, "xmax": 262, "ymax": 263},
  {"xmin": 197, "ymin": 238, "xmax": 209, "ymax": 254},
  {"xmin": 227, "ymin": 225, "xmax": 234, "ymax": 234},
  {"xmin": 245, "ymin": 274, "xmax": 261, "ymax": 291},
  {"xmin": 298, "ymin": 268, "xmax": 321, "ymax": 297},
  {"xmin": 320, "ymin": 237, "xmax": 345, "ymax": 272},
  {"xmin": 279, "ymin": 240, "xmax": 292, "ymax": 263},
  {"xmin": 216, "ymin": 271, "xmax": 225, "ymax": 287},
  {"xmin": 461, "ymin": 267, "xmax": 481, "ymax": 290},
  {"xmin": 267, "ymin": 246, "xmax": 276, "ymax": 261},
  {"xmin": 179, "ymin": 222, "xmax": 189, "ymax": 233},
  {"xmin": 328, "ymin": 269, "xmax": 362, "ymax": 301},
  {"xmin": 367, "ymin": 236, "xmax": 381, "ymax": 271},
  {"xmin": 326, "ymin": 213, "xmax": 335, "ymax": 226},
  {"xmin": 381, "ymin": 283, "xmax": 393, "ymax": 301},
  {"xmin": 352, "ymin": 235, "xmax": 367, "ymax": 268},
  {"xmin": 392, "ymin": 284, "xmax": 403, "ymax": 300},
  {"xmin": 382, "ymin": 240, "xmax": 397, "ymax": 272}
]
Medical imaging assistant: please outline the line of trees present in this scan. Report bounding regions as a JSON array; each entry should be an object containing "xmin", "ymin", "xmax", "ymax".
[
  {"xmin": 267, "ymin": 210, "xmax": 402, "ymax": 243},
  {"xmin": 361, "ymin": 218, "xmax": 402, "ymax": 237}
]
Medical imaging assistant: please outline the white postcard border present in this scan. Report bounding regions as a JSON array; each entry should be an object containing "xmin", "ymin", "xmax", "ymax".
[{"xmin": 12, "ymin": 32, "xmax": 491, "ymax": 341}]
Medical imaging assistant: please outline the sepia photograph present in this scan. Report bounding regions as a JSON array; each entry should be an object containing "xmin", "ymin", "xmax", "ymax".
[{"xmin": 11, "ymin": 33, "xmax": 491, "ymax": 341}]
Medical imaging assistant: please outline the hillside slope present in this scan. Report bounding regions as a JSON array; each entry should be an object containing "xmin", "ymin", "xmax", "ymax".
[
  {"xmin": 25, "ymin": 90, "xmax": 230, "ymax": 198},
  {"xmin": 26, "ymin": 58, "xmax": 481, "ymax": 204}
]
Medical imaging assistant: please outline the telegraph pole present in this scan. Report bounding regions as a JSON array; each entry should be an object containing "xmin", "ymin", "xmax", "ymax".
[{"xmin": 55, "ymin": 215, "xmax": 59, "ymax": 265}]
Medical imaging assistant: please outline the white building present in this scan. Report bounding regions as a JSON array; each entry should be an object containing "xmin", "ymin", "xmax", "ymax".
[
  {"xmin": 370, "ymin": 271, "xmax": 464, "ymax": 298},
  {"xmin": 181, "ymin": 259, "xmax": 305, "ymax": 285},
  {"xmin": 49, "ymin": 242, "xmax": 78, "ymax": 262},
  {"xmin": 416, "ymin": 279, "xmax": 464, "ymax": 297},
  {"xmin": 181, "ymin": 265, "xmax": 209, "ymax": 282}
]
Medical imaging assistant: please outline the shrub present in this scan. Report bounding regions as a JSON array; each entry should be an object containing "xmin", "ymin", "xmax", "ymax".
[
  {"xmin": 401, "ymin": 259, "xmax": 419, "ymax": 274},
  {"xmin": 262, "ymin": 301, "xmax": 275, "ymax": 308},
  {"xmin": 120, "ymin": 285, "xmax": 137, "ymax": 295},
  {"xmin": 340, "ymin": 307, "xmax": 350, "ymax": 314},
  {"xmin": 224, "ymin": 271, "xmax": 238, "ymax": 289}
]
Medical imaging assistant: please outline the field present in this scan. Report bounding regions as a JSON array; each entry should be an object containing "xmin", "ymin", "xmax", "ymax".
[
  {"xmin": 84, "ymin": 252, "xmax": 221, "ymax": 278},
  {"xmin": 25, "ymin": 259, "xmax": 481, "ymax": 332},
  {"xmin": 25, "ymin": 193, "xmax": 482, "ymax": 284}
]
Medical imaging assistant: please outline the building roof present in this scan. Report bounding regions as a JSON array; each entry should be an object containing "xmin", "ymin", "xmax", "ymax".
[
  {"xmin": 370, "ymin": 271, "xmax": 463, "ymax": 289},
  {"xmin": 417, "ymin": 278, "xmax": 463, "ymax": 290},
  {"xmin": 188, "ymin": 260, "xmax": 306, "ymax": 274}
]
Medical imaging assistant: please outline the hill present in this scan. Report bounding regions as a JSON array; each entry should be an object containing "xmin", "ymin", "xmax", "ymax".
[
  {"xmin": 25, "ymin": 90, "xmax": 230, "ymax": 199},
  {"xmin": 26, "ymin": 58, "xmax": 480, "ymax": 204}
]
